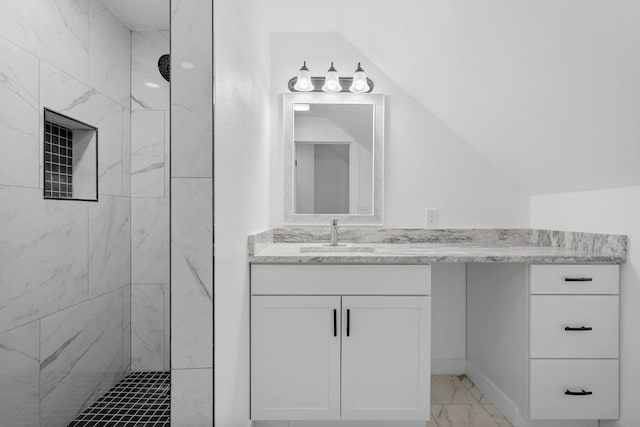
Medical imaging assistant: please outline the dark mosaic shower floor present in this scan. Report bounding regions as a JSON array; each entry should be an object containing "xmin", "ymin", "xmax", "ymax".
[{"xmin": 68, "ymin": 372, "xmax": 170, "ymax": 426}]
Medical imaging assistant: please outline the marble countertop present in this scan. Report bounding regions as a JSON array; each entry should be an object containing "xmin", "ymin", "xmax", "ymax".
[{"xmin": 249, "ymin": 228, "xmax": 627, "ymax": 264}]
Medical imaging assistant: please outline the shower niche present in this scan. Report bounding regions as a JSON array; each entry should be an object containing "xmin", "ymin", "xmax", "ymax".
[{"xmin": 43, "ymin": 109, "xmax": 98, "ymax": 201}]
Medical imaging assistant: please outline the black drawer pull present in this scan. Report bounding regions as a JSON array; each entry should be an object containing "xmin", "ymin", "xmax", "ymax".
[
  {"xmin": 333, "ymin": 309, "xmax": 337, "ymax": 337},
  {"xmin": 346, "ymin": 309, "xmax": 350, "ymax": 337},
  {"xmin": 564, "ymin": 277, "xmax": 593, "ymax": 282},
  {"xmin": 565, "ymin": 389, "xmax": 593, "ymax": 396},
  {"xmin": 565, "ymin": 326, "xmax": 593, "ymax": 331}
]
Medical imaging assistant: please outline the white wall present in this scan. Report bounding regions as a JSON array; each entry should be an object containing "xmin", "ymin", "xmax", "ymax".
[
  {"xmin": 531, "ymin": 186, "xmax": 640, "ymax": 427},
  {"xmin": 214, "ymin": 0, "xmax": 272, "ymax": 426},
  {"xmin": 258, "ymin": 0, "xmax": 640, "ymax": 195},
  {"xmin": 269, "ymin": 33, "xmax": 529, "ymax": 228}
]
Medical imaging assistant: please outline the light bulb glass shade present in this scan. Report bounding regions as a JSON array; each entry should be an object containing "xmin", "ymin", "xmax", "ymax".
[
  {"xmin": 349, "ymin": 63, "xmax": 370, "ymax": 93},
  {"xmin": 293, "ymin": 62, "xmax": 314, "ymax": 92},
  {"xmin": 322, "ymin": 62, "xmax": 342, "ymax": 92}
]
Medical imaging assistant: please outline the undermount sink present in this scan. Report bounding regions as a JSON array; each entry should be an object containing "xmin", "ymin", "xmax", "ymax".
[{"xmin": 299, "ymin": 245, "xmax": 376, "ymax": 254}]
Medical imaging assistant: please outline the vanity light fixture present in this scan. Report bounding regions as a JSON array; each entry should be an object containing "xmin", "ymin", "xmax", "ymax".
[
  {"xmin": 349, "ymin": 62, "xmax": 371, "ymax": 93},
  {"xmin": 293, "ymin": 61, "xmax": 314, "ymax": 92},
  {"xmin": 288, "ymin": 62, "xmax": 374, "ymax": 93},
  {"xmin": 322, "ymin": 62, "xmax": 342, "ymax": 93}
]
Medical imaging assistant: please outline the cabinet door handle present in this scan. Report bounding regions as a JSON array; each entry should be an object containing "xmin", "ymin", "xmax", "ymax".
[
  {"xmin": 565, "ymin": 389, "xmax": 593, "ymax": 396},
  {"xmin": 564, "ymin": 277, "xmax": 593, "ymax": 282},
  {"xmin": 333, "ymin": 309, "xmax": 337, "ymax": 337},
  {"xmin": 564, "ymin": 326, "xmax": 593, "ymax": 331},
  {"xmin": 346, "ymin": 309, "xmax": 350, "ymax": 337}
]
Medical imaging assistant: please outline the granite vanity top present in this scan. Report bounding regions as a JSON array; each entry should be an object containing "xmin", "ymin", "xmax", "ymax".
[{"xmin": 248, "ymin": 228, "xmax": 627, "ymax": 264}]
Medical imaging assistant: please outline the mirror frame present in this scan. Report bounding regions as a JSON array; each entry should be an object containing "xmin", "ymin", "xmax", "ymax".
[{"xmin": 283, "ymin": 92, "xmax": 384, "ymax": 225}]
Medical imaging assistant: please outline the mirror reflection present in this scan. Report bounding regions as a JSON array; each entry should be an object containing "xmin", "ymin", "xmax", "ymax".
[{"xmin": 294, "ymin": 104, "xmax": 374, "ymax": 215}]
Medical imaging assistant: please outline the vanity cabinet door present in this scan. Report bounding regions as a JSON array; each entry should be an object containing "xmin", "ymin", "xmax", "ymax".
[
  {"xmin": 341, "ymin": 296, "xmax": 431, "ymax": 420},
  {"xmin": 251, "ymin": 295, "xmax": 341, "ymax": 420}
]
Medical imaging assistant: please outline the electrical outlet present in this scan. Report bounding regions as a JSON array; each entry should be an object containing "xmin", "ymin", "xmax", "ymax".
[{"xmin": 425, "ymin": 208, "xmax": 438, "ymax": 228}]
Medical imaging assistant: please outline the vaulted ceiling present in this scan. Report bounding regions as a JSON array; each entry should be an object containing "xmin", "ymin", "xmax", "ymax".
[
  {"xmin": 101, "ymin": 0, "xmax": 169, "ymax": 30},
  {"xmin": 258, "ymin": 0, "xmax": 640, "ymax": 195}
]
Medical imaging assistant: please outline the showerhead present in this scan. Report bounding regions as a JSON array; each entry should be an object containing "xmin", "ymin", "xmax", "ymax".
[{"xmin": 158, "ymin": 54, "xmax": 170, "ymax": 82}]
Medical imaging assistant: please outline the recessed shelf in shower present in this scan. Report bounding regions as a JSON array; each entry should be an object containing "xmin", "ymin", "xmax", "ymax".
[{"xmin": 43, "ymin": 109, "xmax": 98, "ymax": 201}]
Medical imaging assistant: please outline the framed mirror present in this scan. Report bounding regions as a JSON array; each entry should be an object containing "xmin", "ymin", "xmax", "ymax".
[{"xmin": 284, "ymin": 93, "xmax": 384, "ymax": 225}]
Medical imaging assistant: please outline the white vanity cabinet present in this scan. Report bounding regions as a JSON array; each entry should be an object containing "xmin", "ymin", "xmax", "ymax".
[
  {"xmin": 529, "ymin": 264, "xmax": 620, "ymax": 420},
  {"xmin": 250, "ymin": 264, "xmax": 431, "ymax": 421}
]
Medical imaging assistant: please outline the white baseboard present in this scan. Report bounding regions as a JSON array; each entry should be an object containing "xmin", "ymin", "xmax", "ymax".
[
  {"xmin": 465, "ymin": 360, "xmax": 600, "ymax": 427},
  {"xmin": 431, "ymin": 358, "xmax": 466, "ymax": 375}
]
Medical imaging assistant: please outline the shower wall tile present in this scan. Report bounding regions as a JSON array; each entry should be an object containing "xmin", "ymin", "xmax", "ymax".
[
  {"xmin": 164, "ymin": 284, "xmax": 171, "ymax": 370},
  {"xmin": 0, "ymin": 321, "xmax": 40, "ymax": 427},
  {"xmin": 88, "ymin": 195, "xmax": 131, "ymax": 297},
  {"xmin": 122, "ymin": 108, "xmax": 132, "ymax": 196},
  {"xmin": 40, "ymin": 289, "xmax": 124, "ymax": 427},
  {"xmin": 171, "ymin": 0, "xmax": 212, "ymax": 178},
  {"xmin": 131, "ymin": 111, "xmax": 166, "ymax": 197},
  {"xmin": 132, "ymin": 30, "xmax": 171, "ymax": 111},
  {"xmin": 165, "ymin": 110, "xmax": 171, "ymax": 197},
  {"xmin": 0, "ymin": 38, "xmax": 40, "ymax": 189},
  {"xmin": 131, "ymin": 285, "xmax": 165, "ymax": 371},
  {"xmin": 40, "ymin": 62, "xmax": 125, "ymax": 196},
  {"xmin": 171, "ymin": 368, "xmax": 214, "ymax": 425},
  {"xmin": 88, "ymin": 0, "xmax": 131, "ymax": 108},
  {"xmin": 123, "ymin": 285, "xmax": 132, "ymax": 371},
  {"xmin": 131, "ymin": 197, "xmax": 170, "ymax": 283},
  {"xmin": 0, "ymin": 186, "xmax": 88, "ymax": 333},
  {"xmin": 0, "ymin": 0, "xmax": 89, "ymax": 82},
  {"xmin": 171, "ymin": 178, "xmax": 213, "ymax": 369}
]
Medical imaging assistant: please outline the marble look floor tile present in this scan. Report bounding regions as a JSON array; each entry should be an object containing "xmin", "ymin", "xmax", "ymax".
[
  {"xmin": 131, "ymin": 197, "xmax": 170, "ymax": 283},
  {"xmin": 131, "ymin": 285, "xmax": 165, "ymax": 371},
  {"xmin": 0, "ymin": 186, "xmax": 88, "ymax": 333},
  {"xmin": 131, "ymin": 30, "xmax": 170, "ymax": 111},
  {"xmin": 0, "ymin": 37, "xmax": 39, "ymax": 188},
  {"xmin": 40, "ymin": 290, "xmax": 124, "ymax": 427},
  {"xmin": 171, "ymin": 178, "xmax": 213, "ymax": 369},
  {"xmin": 431, "ymin": 404, "xmax": 499, "ymax": 427},
  {"xmin": 431, "ymin": 375, "xmax": 479, "ymax": 404},
  {"xmin": 0, "ymin": 321, "xmax": 40, "ymax": 427},
  {"xmin": 88, "ymin": 0, "xmax": 130, "ymax": 107},
  {"xmin": 40, "ymin": 62, "xmax": 124, "ymax": 196},
  {"xmin": 0, "ymin": 0, "xmax": 89, "ymax": 81},
  {"xmin": 482, "ymin": 404, "xmax": 513, "ymax": 427},
  {"xmin": 88, "ymin": 195, "xmax": 130, "ymax": 297},
  {"xmin": 460, "ymin": 375, "xmax": 491, "ymax": 404},
  {"xmin": 131, "ymin": 110, "xmax": 166, "ymax": 197},
  {"xmin": 171, "ymin": 368, "xmax": 213, "ymax": 425}
]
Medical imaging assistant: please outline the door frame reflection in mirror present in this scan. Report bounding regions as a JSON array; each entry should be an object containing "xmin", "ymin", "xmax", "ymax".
[{"xmin": 283, "ymin": 93, "xmax": 384, "ymax": 225}]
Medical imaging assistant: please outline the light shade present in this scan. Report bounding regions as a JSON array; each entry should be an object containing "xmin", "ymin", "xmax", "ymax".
[
  {"xmin": 322, "ymin": 62, "xmax": 342, "ymax": 93},
  {"xmin": 293, "ymin": 61, "xmax": 314, "ymax": 92},
  {"xmin": 349, "ymin": 62, "xmax": 370, "ymax": 93}
]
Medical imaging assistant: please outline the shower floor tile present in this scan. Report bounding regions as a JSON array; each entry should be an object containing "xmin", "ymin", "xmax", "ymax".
[{"xmin": 68, "ymin": 371, "xmax": 170, "ymax": 426}]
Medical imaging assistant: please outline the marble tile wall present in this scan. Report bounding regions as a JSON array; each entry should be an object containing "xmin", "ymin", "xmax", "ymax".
[
  {"xmin": 171, "ymin": 0, "xmax": 214, "ymax": 422},
  {"xmin": 130, "ymin": 30, "xmax": 171, "ymax": 372},
  {"xmin": 0, "ymin": 1, "xmax": 132, "ymax": 425}
]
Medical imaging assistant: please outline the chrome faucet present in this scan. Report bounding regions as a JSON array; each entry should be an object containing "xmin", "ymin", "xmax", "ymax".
[{"xmin": 330, "ymin": 219, "xmax": 339, "ymax": 246}]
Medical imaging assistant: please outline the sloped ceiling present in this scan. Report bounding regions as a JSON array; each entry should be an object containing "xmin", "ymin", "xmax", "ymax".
[
  {"xmin": 257, "ymin": 0, "xmax": 640, "ymax": 194},
  {"xmin": 102, "ymin": 0, "xmax": 169, "ymax": 30}
]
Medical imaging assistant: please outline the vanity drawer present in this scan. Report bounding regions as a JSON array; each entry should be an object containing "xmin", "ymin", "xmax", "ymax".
[
  {"xmin": 530, "ymin": 264, "xmax": 619, "ymax": 295},
  {"xmin": 530, "ymin": 295, "xmax": 618, "ymax": 358},
  {"xmin": 251, "ymin": 264, "xmax": 431, "ymax": 295},
  {"xmin": 530, "ymin": 359, "xmax": 619, "ymax": 420}
]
